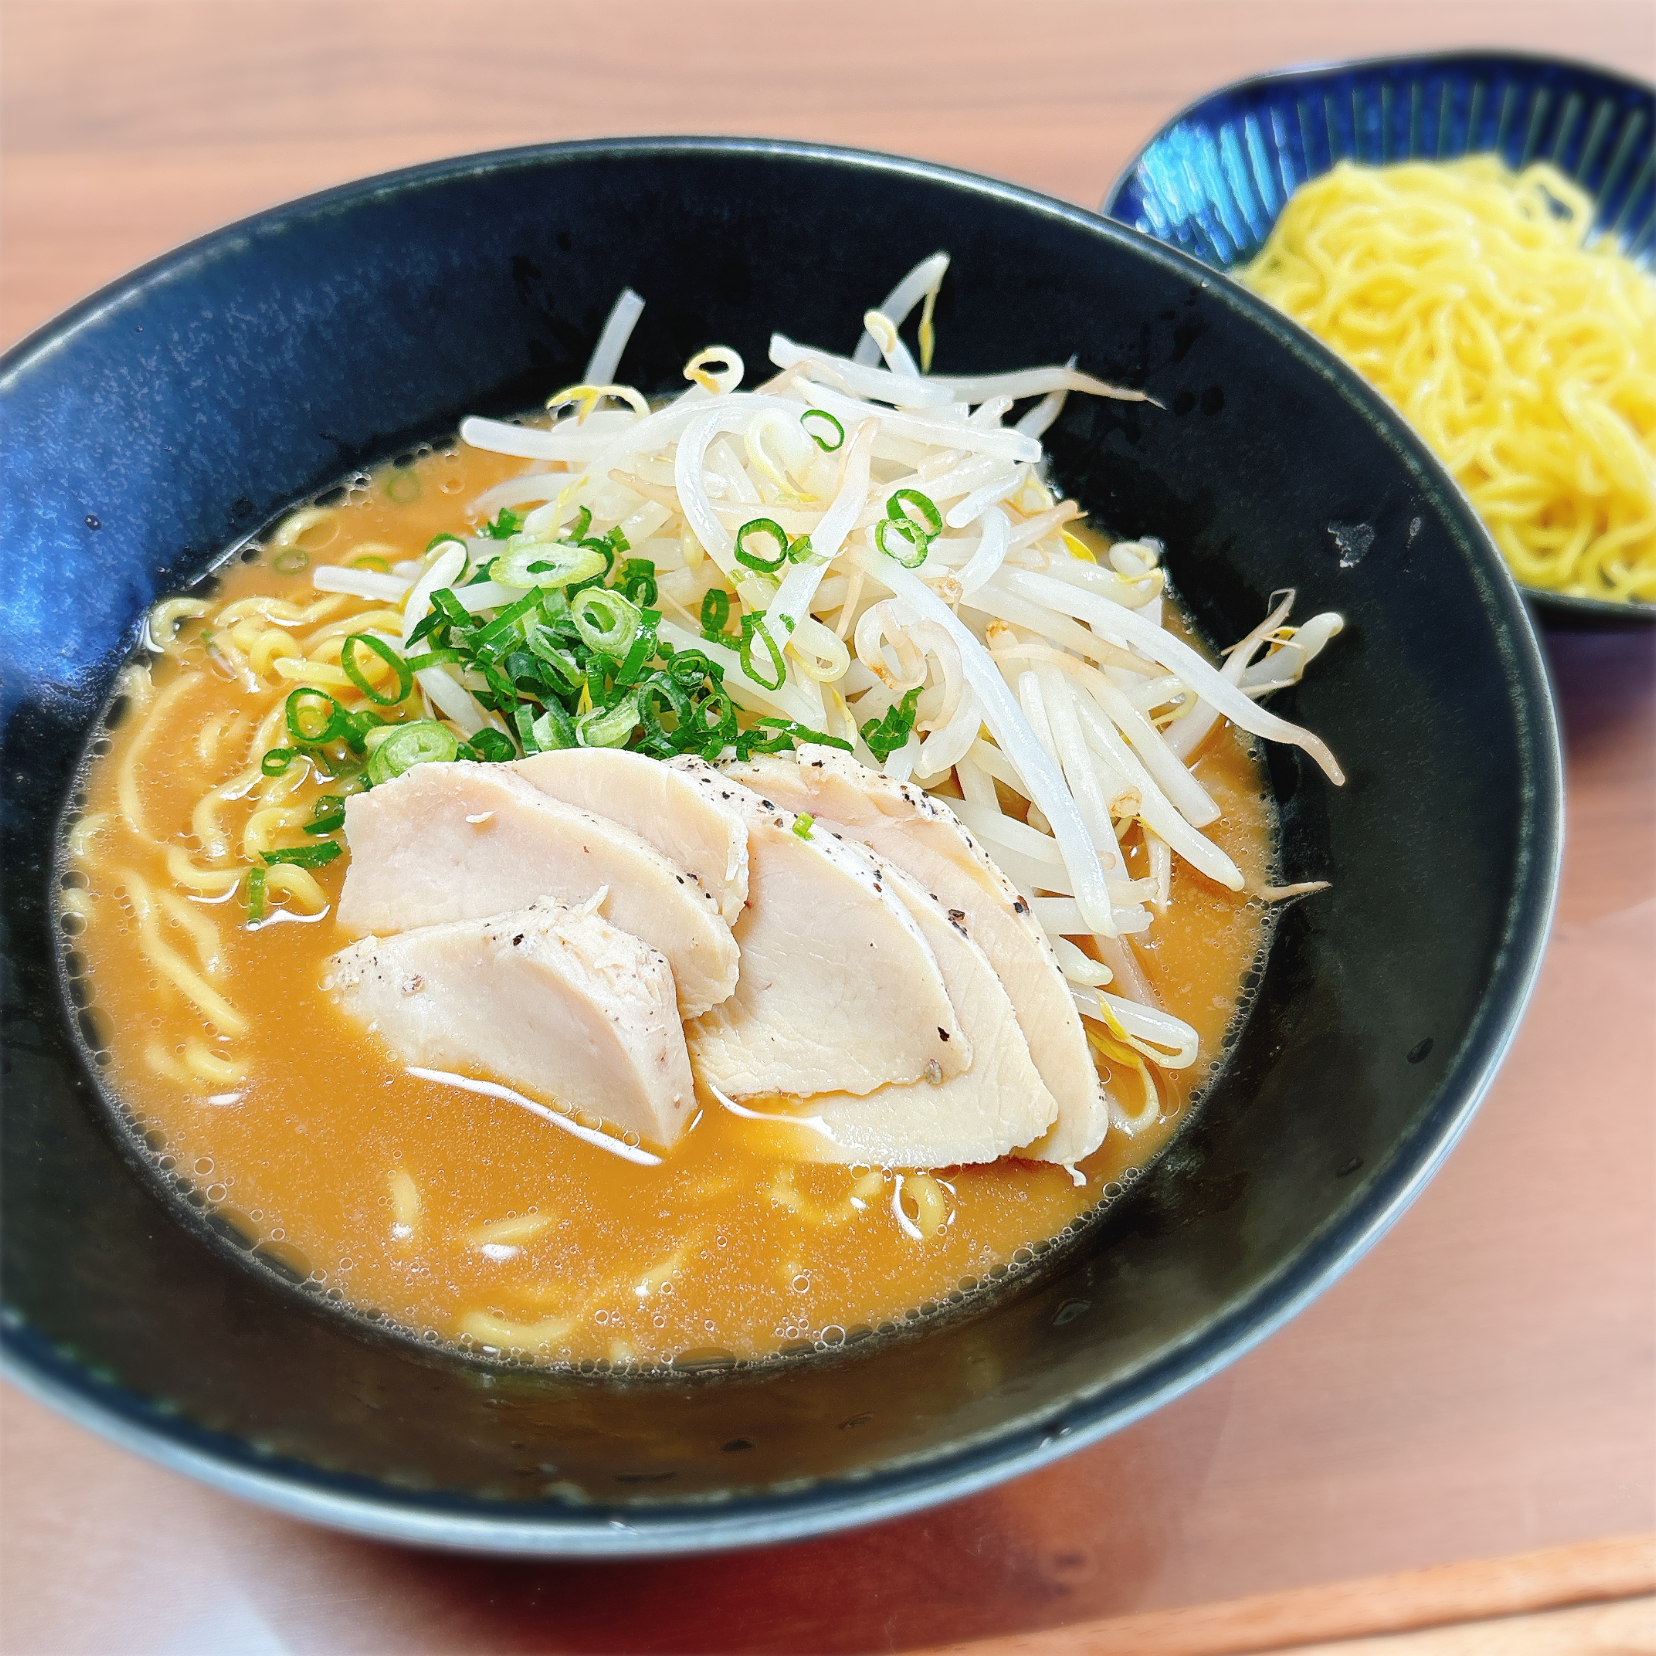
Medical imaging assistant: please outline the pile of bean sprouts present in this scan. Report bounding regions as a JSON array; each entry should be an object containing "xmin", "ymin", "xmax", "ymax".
[{"xmin": 310, "ymin": 254, "xmax": 1344, "ymax": 1086}]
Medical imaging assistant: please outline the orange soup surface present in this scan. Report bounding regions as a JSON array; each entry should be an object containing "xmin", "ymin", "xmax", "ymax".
[{"xmin": 65, "ymin": 439, "xmax": 1276, "ymax": 1369}]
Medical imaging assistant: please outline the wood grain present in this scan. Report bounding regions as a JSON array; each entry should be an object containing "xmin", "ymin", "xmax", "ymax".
[
  {"xmin": 4, "ymin": 0, "xmax": 1653, "ymax": 348},
  {"xmin": 1276, "ymin": 1598, "xmax": 1656, "ymax": 1656},
  {"xmin": 3, "ymin": 4, "xmax": 1654, "ymax": 1655},
  {"xmin": 922, "ymin": 1535, "xmax": 1656, "ymax": 1654}
]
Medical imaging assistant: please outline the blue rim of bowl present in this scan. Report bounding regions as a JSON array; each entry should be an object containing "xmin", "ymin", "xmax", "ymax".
[
  {"xmin": 0, "ymin": 135, "xmax": 1565, "ymax": 1556},
  {"xmin": 1102, "ymin": 48, "xmax": 1656, "ymax": 629}
]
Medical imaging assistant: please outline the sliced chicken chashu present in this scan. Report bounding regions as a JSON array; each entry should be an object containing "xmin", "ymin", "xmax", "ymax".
[
  {"xmin": 335, "ymin": 763, "xmax": 737, "ymax": 1018},
  {"xmin": 765, "ymin": 854, "xmax": 1057, "ymax": 1168},
  {"xmin": 727, "ymin": 748, "xmax": 1109, "ymax": 1163},
  {"xmin": 666, "ymin": 759, "xmax": 968, "ymax": 1098},
  {"xmin": 325, "ymin": 897, "xmax": 695, "ymax": 1149},
  {"xmin": 513, "ymin": 748, "xmax": 748, "ymax": 925}
]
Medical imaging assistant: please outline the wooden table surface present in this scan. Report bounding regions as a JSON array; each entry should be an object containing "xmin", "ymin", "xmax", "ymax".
[{"xmin": 3, "ymin": 4, "xmax": 1654, "ymax": 1653}]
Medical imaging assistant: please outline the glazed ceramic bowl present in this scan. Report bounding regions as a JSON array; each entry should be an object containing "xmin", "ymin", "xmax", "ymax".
[
  {"xmin": 1104, "ymin": 50, "xmax": 1656, "ymax": 626},
  {"xmin": 0, "ymin": 138, "xmax": 1561, "ymax": 1555}
]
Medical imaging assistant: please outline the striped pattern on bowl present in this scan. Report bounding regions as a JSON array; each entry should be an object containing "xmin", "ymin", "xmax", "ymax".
[{"xmin": 1105, "ymin": 52, "xmax": 1654, "ymax": 273}]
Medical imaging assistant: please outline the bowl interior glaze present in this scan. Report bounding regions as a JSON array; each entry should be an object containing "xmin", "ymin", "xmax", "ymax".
[{"xmin": 0, "ymin": 139, "xmax": 1560, "ymax": 1555}]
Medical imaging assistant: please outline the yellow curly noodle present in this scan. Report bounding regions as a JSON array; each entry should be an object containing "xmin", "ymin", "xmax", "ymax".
[
  {"xmin": 69, "ymin": 441, "xmax": 1277, "ymax": 1366},
  {"xmin": 78, "ymin": 525, "xmax": 418, "ymax": 1106},
  {"xmin": 1241, "ymin": 157, "xmax": 1656, "ymax": 604}
]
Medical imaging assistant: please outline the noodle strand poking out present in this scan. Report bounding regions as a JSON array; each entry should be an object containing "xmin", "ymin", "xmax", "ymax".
[{"xmin": 1241, "ymin": 157, "xmax": 1656, "ymax": 604}]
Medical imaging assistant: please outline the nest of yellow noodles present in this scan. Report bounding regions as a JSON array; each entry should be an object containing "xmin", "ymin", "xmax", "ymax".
[{"xmin": 1241, "ymin": 156, "xmax": 1656, "ymax": 605}]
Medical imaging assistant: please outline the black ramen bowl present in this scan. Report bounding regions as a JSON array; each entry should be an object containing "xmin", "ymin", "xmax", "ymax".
[{"xmin": 0, "ymin": 138, "xmax": 1561, "ymax": 1555}]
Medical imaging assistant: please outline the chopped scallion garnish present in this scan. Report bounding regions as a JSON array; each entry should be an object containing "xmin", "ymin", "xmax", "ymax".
[
  {"xmin": 792, "ymin": 812, "xmax": 815, "ymax": 838},
  {"xmin": 570, "ymin": 587, "xmax": 641, "ymax": 656},
  {"xmin": 245, "ymin": 866, "xmax": 267, "ymax": 922},
  {"xmin": 284, "ymin": 687, "xmax": 348, "ymax": 747},
  {"xmin": 618, "ymin": 557, "xmax": 658, "ymax": 607},
  {"xmin": 463, "ymin": 729, "xmax": 518, "ymax": 764},
  {"xmin": 493, "ymin": 535, "xmax": 608, "ymax": 591},
  {"xmin": 860, "ymin": 686, "xmax": 923, "ymax": 761},
  {"xmin": 887, "ymin": 488, "xmax": 942, "ymax": 537},
  {"xmin": 733, "ymin": 518, "xmax": 790, "ymax": 574},
  {"xmin": 576, "ymin": 692, "xmax": 641, "ymax": 749},
  {"xmin": 700, "ymin": 588, "xmax": 735, "ymax": 643},
  {"xmin": 261, "ymin": 842, "xmax": 344, "ymax": 868},
  {"xmin": 800, "ymin": 408, "xmax": 845, "ymax": 451},
  {"xmin": 340, "ymin": 633, "xmax": 413, "ymax": 706},
  {"xmin": 365, "ymin": 720, "xmax": 460, "ymax": 786},
  {"xmin": 739, "ymin": 613, "xmax": 788, "ymax": 691},
  {"xmin": 875, "ymin": 515, "xmax": 930, "ymax": 568}
]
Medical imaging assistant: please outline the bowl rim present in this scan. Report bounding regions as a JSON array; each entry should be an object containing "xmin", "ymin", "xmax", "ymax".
[
  {"xmin": 1099, "ymin": 46, "xmax": 1656, "ymax": 628},
  {"xmin": 0, "ymin": 133, "xmax": 1565, "ymax": 1556}
]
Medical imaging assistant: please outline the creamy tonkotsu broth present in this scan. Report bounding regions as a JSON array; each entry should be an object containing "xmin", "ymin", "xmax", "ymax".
[{"xmin": 62, "ymin": 274, "xmax": 1341, "ymax": 1368}]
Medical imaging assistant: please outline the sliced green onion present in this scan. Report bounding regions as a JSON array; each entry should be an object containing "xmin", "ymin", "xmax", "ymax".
[
  {"xmin": 734, "ymin": 716, "xmax": 853, "ymax": 761},
  {"xmin": 483, "ymin": 507, "xmax": 523, "ymax": 538},
  {"xmin": 664, "ymin": 645, "xmax": 725, "ymax": 687},
  {"xmin": 343, "ymin": 709, "xmax": 384, "ymax": 753},
  {"xmin": 739, "ymin": 614, "xmax": 787, "ymax": 692},
  {"xmin": 700, "ymin": 588, "xmax": 734, "ymax": 642},
  {"xmin": 786, "ymin": 534, "xmax": 819, "ymax": 565},
  {"xmin": 494, "ymin": 535, "xmax": 608, "ymax": 590},
  {"xmin": 402, "ymin": 647, "xmax": 468, "ymax": 672},
  {"xmin": 618, "ymin": 557, "xmax": 658, "ymax": 607},
  {"xmin": 521, "ymin": 629, "xmax": 584, "ymax": 693},
  {"xmin": 792, "ymin": 812, "xmax": 815, "ymax": 839},
  {"xmin": 365, "ymin": 720, "xmax": 459, "ymax": 786},
  {"xmin": 575, "ymin": 693, "xmax": 640, "ymax": 749},
  {"xmin": 515, "ymin": 701, "xmax": 576, "ymax": 754},
  {"xmin": 568, "ymin": 537, "xmax": 617, "ymax": 595},
  {"xmin": 635, "ymin": 674, "xmax": 693, "ymax": 756},
  {"xmin": 613, "ymin": 611, "xmax": 661, "ymax": 689},
  {"xmin": 261, "ymin": 747, "xmax": 298, "ymax": 777},
  {"xmin": 733, "ymin": 518, "xmax": 789, "ymax": 574},
  {"xmin": 430, "ymin": 588, "xmax": 472, "ymax": 628},
  {"xmin": 472, "ymin": 589, "xmax": 546, "ymax": 661},
  {"xmin": 426, "ymin": 531, "xmax": 467, "ymax": 553},
  {"xmin": 570, "ymin": 587, "xmax": 641, "ymax": 656},
  {"xmin": 800, "ymin": 408, "xmax": 845, "ymax": 451},
  {"xmin": 563, "ymin": 505, "xmax": 592, "ymax": 544},
  {"xmin": 284, "ymin": 687, "xmax": 348, "ymax": 747},
  {"xmin": 405, "ymin": 608, "xmax": 445, "ymax": 649},
  {"xmin": 860, "ymin": 685, "xmax": 923, "ymax": 762},
  {"xmin": 887, "ymin": 488, "xmax": 942, "ymax": 537},
  {"xmin": 386, "ymin": 468, "xmax": 421, "ymax": 506},
  {"xmin": 245, "ymin": 867, "xmax": 267, "ymax": 922},
  {"xmin": 352, "ymin": 554, "xmax": 392, "ymax": 572},
  {"xmin": 457, "ymin": 728, "xmax": 519, "ymax": 764},
  {"xmin": 304, "ymin": 795, "xmax": 347, "ymax": 835},
  {"xmin": 261, "ymin": 841, "xmax": 344, "ymax": 868},
  {"xmin": 510, "ymin": 705, "xmax": 539, "ymax": 754},
  {"xmin": 272, "ymin": 548, "xmax": 310, "ymax": 574},
  {"xmin": 682, "ymin": 685, "xmax": 736, "ymax": 752},
  {"xmin": 340, "ymin": 633, "xmax": 413, "ymax": 706},
  {"xmin": 875, "ymin": 516, "xmax": 929, "ymax": 568}
]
